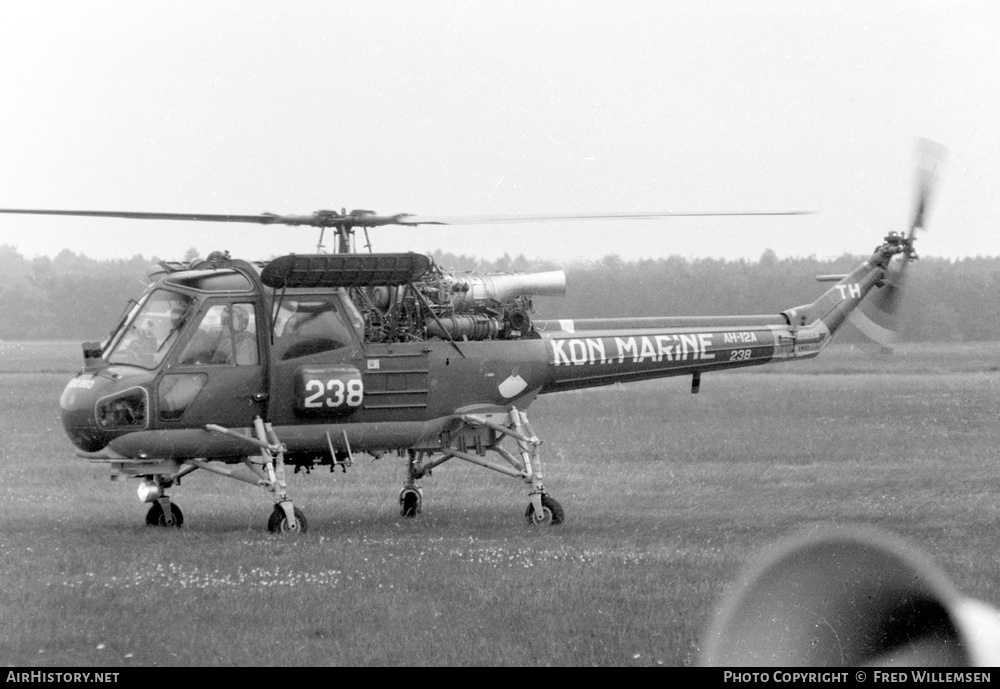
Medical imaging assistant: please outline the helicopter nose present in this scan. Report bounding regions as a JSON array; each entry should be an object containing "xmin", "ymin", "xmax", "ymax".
[{"xmin": 60, "ymin": 375, "xmax": 115, "ymax": 452}]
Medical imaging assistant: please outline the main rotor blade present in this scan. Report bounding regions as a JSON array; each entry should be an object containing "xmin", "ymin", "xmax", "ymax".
[
  {"xmin": 0, "ymin": 208, "xmax": 368, "ymax": 226},
  {"xmin": 397, "ymin": 210, "xmax": 813, "ymax": 226},
  {"xmin": 0, "ymin": 207, "xmax": 812, "ymax": 228},
  {"xmin": 0, "ymin": 208, "xmax": 297, "ymax": 224}
]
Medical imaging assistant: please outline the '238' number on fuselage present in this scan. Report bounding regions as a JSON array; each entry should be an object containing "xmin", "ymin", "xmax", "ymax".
[{"xmin": 303, "ymin": 378, "xmax": 364, "ymax": 408}]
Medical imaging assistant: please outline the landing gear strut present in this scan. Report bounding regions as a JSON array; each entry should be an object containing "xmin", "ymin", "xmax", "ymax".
[
  {"xmin": 252, "ymin": 418, "xmax": 306, "ymax": 534},
  {"xmin": 399, "ymin": 450, "xmax": 424, "ymax": 518},
  {"xmin": 400, "ymin": 406, "xmax": 565, "ymax": 526},
  {"xmin": 204, "ymin": 417, "xmax": 307, "ymax": 535}
]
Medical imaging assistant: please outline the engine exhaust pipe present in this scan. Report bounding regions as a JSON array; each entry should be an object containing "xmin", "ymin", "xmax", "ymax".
[
  {"xmin": 448, "ymin": 271, "xmax": 566, "ymax": 309},
  {"xmin": 701, "ymin": 525, "xmax": 1000, "ymax": 667}
]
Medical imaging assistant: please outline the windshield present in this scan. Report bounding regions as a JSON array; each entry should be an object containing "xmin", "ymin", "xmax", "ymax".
[{"xmin": 106, "ymin": 289, "xmax": 195, "ymax": 369}]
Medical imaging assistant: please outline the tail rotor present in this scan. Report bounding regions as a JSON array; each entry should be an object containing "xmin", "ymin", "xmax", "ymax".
[{"xmin": 847, "ymin": 138, "xmax": 947, "ymax": 352}]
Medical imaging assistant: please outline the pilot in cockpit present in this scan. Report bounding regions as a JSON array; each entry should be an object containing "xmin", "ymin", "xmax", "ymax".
[{"xmin": 211, "ymin": 305, "xmax": 258, "ymax": 365}]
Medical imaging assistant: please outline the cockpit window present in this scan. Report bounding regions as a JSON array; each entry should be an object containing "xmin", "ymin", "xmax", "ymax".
[
  {"xmin": 273, "ymin": 297, "xmax": 355, "ymax": 360},
  {"xmin": 178, "ymin": 303, "xmax": 259, "ymax": 366},
  {"xmin": 106, "ymin": 290, "xmax": 194, "ymax": 369}
]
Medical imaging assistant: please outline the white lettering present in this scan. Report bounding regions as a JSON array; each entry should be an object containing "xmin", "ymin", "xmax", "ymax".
[
  {"xmin": 616, "ymin": 337, "xmax": 638, "ymax": 363},
  {"xmin": 655, "ymin": 335, "xmax": 674, "ymax": 362},
  {"xmin": 836, "ymin": 283, "xmax": 861, "ymax": 300},
  {"xmin": 551, "ymin": 333, "xmax": 724, "ymax": 366},
  {"xmin": 552, "ymin": 340, "xmax": 571, "ymax": 366},
  {"xmin": 772, "ymin": 672, "xmax": 851, "ymax": 683},
  {"xmin": 873, "ymin": 672, "xmax": 908, "ymax": 682},
  {"xmin": 638, "ymin": 336, "xmax": 656, "ymax": 363},
  {"xmin": 698, "ymin": 333, "xmax": 715, "ymax": 359},
  {"xmin": 723, "ymin": 331, "xmax": 759, "ymax": 344},
  {"xmin": 679, "ymin": 334, "xmax": 699, "ymax": 360},
  {"xmin": 568, "ymin": 339, "xmax": 588, "ymax": 365},
  {"xmin": 586, "ymin": 338, "xmax": 606, "ymax": 365},
  {"xmin": 4, "ymin": 672, "xmax": 121, "ymax": 683}
]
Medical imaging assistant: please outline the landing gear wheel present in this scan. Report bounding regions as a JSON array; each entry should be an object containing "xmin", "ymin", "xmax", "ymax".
[
  {"xmin": 525, "ymin": 495, "xmax": 564, "ymax": 527},
  {"xmin": 267, "ymin": 506, "xmax": 308, "ymax": 535},
  {"xmin": 146, "ymin": 501, "xmax": 184, "ymax": 528},
  {"xmin": 400, "ymin": 488, "xmax": 422, "ymax": 518}
]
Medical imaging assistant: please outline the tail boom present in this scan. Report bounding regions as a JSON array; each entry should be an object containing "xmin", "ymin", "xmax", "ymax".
[
  {"xmin": 536, "ymin": 241, "xmax": 904, "ymax": 394},
  {"xmin": 538, "ymin": 323, "xmax": 783, "ymax": 393}
]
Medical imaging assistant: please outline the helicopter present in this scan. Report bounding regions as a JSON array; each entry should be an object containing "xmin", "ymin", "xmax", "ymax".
[{"xmin": 0, "ymin": 142, "xmax": 944, "ymax": 534}]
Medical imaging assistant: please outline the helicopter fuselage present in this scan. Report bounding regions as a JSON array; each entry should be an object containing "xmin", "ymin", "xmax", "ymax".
[{"xmin": 58, "ymin": 259, "xmax": 847, "ymax": 466}]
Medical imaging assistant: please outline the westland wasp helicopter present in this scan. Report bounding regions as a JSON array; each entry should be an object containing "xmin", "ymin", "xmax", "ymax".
[{"xmin": 0, "ymin": 141, "xmax": 944, "ymax": 534}]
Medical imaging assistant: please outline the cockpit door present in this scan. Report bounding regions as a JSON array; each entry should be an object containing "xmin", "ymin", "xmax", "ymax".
[
  {"xmin": 266, "ymin": 292, "xmax": 364, "ymax": 425},
  {"xmin": 155, "ymin": 299, "xmax": 267, "ymax": 428}
]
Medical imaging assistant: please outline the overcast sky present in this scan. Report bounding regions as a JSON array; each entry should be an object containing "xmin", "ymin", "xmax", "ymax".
[{"xmin": 0, "ymin": 1, "xmax": 997, "ymax": 264}]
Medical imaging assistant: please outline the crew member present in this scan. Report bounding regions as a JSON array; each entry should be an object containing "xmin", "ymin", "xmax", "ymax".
[{"xmin": 212, "ymin": 305, "xmax": 258, "ymax": 365}]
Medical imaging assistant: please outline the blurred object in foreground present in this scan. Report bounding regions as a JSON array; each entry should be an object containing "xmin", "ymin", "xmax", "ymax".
[{"xmin": 701, "ymin": 525, "xmax": 1000, "ymax": 666}]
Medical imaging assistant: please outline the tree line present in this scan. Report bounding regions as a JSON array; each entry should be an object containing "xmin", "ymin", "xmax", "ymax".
[{"xmin": 1, "ymin": 245, "xmax": 997, "ymax": 343}]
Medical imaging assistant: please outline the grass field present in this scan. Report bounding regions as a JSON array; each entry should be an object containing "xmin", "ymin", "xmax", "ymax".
[{"xmin": 1, "ymin": 340, "xmax": 998, "ymax": 666}]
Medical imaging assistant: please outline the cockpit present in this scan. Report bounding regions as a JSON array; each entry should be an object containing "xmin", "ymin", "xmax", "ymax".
[{"xmin": 101, "ymin": 270, "xmax": 365, "ymax": 372}]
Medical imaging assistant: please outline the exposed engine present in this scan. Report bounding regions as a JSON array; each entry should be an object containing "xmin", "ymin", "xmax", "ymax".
[
  {"xmin": 147, "ymin": 250, "xmax": 566, "ymax": 345},
  {"xmin": 356, "ymin": 260, "xmax": 566, "ymax": 343}
]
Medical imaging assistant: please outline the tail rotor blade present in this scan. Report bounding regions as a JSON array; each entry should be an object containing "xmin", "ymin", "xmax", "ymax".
[
  {"xmin": 847, "ymin": 255, "xmax": 907, "ymax": 352},
  {"xmin": 910, "ymin": 137, "xmax": 947, "ymax": 237}
]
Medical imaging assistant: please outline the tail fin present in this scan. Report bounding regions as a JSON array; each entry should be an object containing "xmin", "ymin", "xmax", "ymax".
[{"xmin": 782, "ymin": 253, "xmax": 892, "ymax": 340}]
